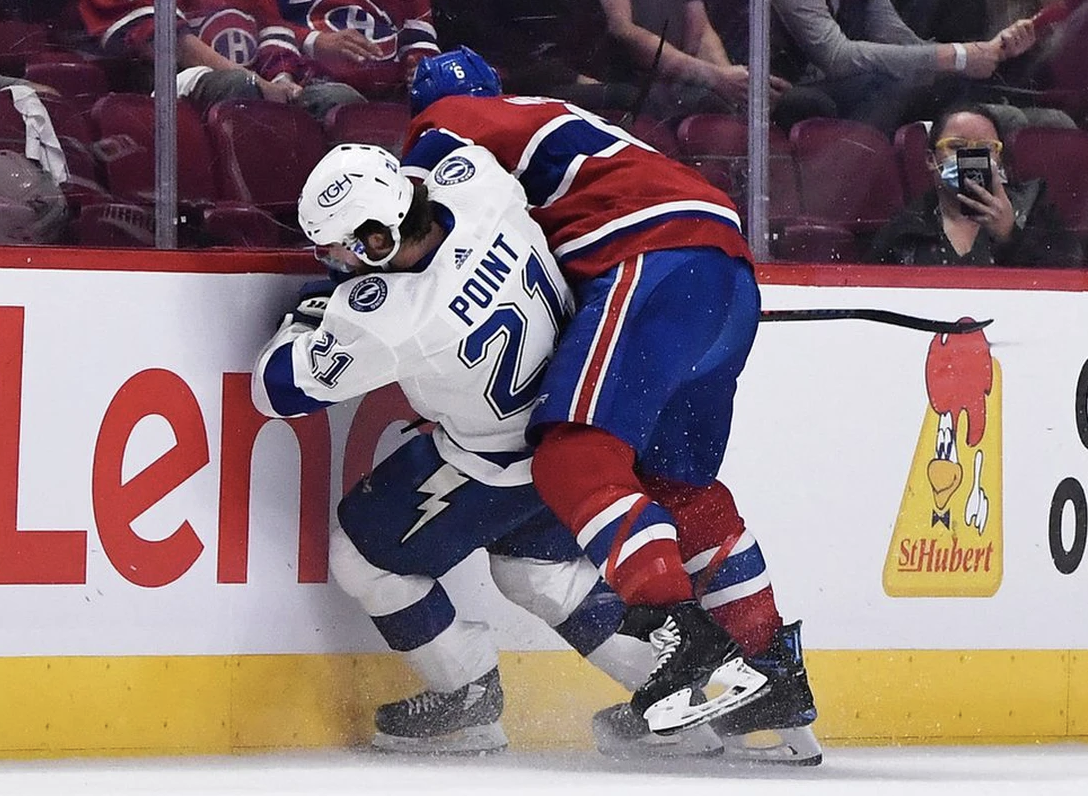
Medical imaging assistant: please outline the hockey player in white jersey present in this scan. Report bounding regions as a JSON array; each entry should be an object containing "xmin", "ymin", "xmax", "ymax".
[{"xmin": 251, "ymin": 143, "xmax": 680, "ymax": 755}]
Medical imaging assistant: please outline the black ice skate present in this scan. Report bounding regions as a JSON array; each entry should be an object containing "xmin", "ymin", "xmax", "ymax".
[
  {"xmin": 371, "ymin": 667, "xmax": 508, "ymax": 755},
  {"xmin": 710, "ymin": 620, "xmax": 822, "ymax": 765},
  {"xmin": 592, "ymin": 701, "xmax": 723, "ymax": 759},
  {"xmin": 622, "ymin": 601, "xmax": 769, "ymax": 735}
]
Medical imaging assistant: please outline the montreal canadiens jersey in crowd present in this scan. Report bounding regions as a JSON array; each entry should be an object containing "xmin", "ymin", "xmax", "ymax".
[
  {"xmin": 79, "ymin": 0, "xmax": 186, "ymax": 52},
  {"xmin": 402, "ymin": 95, "xmax": 754, "ymax": 282},
  {"xmin": 80, "ymin": 0, "xmax": 312, "ymax": 81},
  {"xmin": 183, "ymin": 0, "xmax": 312, "ymax": 82},
  {"xmin": 252, "ymin": 146, "xmax": 574, "ymax": 486},
  {"xmin": 277, "ymin": 0, "xmax": 438, "ymax": 63}
]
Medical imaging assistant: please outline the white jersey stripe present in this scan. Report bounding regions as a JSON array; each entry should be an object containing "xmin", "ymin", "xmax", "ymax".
[
  {"xmin": 261, "ymin": 25, "xmax": 297, "ymax": 37},
  {"xmin": 581, "ymin": 255, "xmax": 641, "ymax": 425},
  {"xmin": 103, "ymin": 7, "xmax": 161, "ymax": 47},
  {"xmin": 682, "ymin": 531, "xmax": 757, "ymax": 574},
  {"xmin": 576, "ymin": 492, "xmax": 642, "ymax": 549},
  {"xmin": 569, "ymin": 269, "xmax": 621, "ymax": 425},
  {"xmin": 553, "ymin": 200, "xmax": 743, "ymax": 261},
  {"xmin": 540, "ymin": 140, "xmax": 628, "ymax": 209},
  {"xmin": 402, "ymin": 19, "xmax": 437, "ymax": 36},
  {"xmin": 515, "ymin": 114, "xmax": 580, "ymax": 178},
  {"xmin": 612, "ymin": 522, "xmax": 679, "ymax": 569},
  {"xmin": 700, "ymin": 570, "xmax": 772, "ymax": 610}
]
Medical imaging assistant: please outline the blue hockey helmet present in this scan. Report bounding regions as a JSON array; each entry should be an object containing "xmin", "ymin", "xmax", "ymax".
[{"xmin": 409, "ymin": 46, "xmax": 502, "ymax": 116}]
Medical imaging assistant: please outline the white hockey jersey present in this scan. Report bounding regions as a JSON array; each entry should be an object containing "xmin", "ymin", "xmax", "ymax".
[{"xmin": 252, "ymin": 146, "xmax": 574, "ymax": 486}]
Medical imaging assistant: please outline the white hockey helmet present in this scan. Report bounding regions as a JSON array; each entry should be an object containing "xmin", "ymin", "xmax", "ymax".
[{"xmin": 298, "ymin": 143, "xmax": 414, "ymax": 270}]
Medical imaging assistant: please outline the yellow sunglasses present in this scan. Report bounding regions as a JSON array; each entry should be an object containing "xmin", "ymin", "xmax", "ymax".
[{"xmin": 934, "ymin": 137, "xmax": 1004, "ymax": 155}]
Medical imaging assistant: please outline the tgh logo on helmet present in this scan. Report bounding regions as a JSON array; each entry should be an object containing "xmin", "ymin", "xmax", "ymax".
[{"xmin": 317, "ymin": 175, "xmax": 353, "ymax": 208}]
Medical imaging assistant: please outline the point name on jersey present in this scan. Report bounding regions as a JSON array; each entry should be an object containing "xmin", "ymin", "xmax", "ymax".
[{"xmin": 448, "ymin": 232, "xmax": 517, "ymax": 327}]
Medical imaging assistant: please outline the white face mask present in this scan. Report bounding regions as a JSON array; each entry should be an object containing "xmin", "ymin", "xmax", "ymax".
[{"xmin": 937, "ymin": 154, "xmax": 1008, "ymax": 192}]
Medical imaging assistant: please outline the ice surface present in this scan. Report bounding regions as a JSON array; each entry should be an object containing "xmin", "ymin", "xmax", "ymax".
[{"xmin": 2, "ymin": 746, "xmax": 1088, "ymax": 796}]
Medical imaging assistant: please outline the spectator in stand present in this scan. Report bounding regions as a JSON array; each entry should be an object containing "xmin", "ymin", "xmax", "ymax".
[
  {"xmin": 867, "ymin": 103, "xmax": 1083, "ymax": 267},
  {"xmin": 593, "ymin": 0, "xmax": 792, "ymax": 120},
  {"xmin": 79, "ymin": 0, "xmax": 363, "ymax": 117},
  {"xmin": 275, "ymin": 0, "xmax": 439, "ymax": 99},
  {"xmin": 767, "ymin": 0, "xmax": 1039, "ymax": 134},
  {"xmin": 985, "ymin": 0, "xmax": 1088, "ymax": 100},
  {"xmin": 429, "ymin": 0, "xmax": 641, "ymax": 114}
]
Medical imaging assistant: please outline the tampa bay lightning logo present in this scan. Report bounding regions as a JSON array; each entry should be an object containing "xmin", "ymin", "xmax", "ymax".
[
  {"xmin": 348, "ymin": 276, "xmax": 388, "ymax": 312},
  {"xmin": 434, "ymin": 156, "xmax": 476, "ymax": 186}
]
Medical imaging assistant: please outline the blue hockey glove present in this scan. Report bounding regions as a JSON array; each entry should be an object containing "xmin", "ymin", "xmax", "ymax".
[{"xmin": 289, "ymin": 279, "xmax": 337, "ymax": 328}]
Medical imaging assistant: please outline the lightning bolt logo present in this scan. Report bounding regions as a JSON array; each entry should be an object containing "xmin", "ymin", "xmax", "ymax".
[{"xmin": 401, "ymin": 464, "xmax": 469, "ymax": 544}]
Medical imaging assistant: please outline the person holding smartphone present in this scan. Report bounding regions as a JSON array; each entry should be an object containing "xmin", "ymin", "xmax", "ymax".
[{"xmin": 868, "ymin": 103, "xmax": 1083, "ymax": 267}]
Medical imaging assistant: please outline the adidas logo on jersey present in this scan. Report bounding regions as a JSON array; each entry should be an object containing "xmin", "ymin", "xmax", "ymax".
[{"xmin": 453, "ymin": 248, "xmax": 473, "ymax": 269}]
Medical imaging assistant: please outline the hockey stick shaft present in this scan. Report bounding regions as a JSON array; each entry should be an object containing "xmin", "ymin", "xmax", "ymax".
[{"xmin": 759, "ymin": 309, "xmax": 992, "ymax": 334}]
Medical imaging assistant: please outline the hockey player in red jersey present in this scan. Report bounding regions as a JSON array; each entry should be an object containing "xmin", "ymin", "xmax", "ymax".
[{"xmin": 400, "ymin": 48, "xmax": 821, "ymax": 763}]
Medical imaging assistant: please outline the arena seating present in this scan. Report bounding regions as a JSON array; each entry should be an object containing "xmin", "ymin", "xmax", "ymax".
[
  {"xmin": 676, "ymin": 114, "xmax": 873, "ymax": 262},
  {"xmin": 325, "ymin": 101, "xmax": 411, "ymax": 153},
  {"xmin": 774, "ymin": 221, "xmax": 860, "ymax": 262},
  {"xmin": 89, "ymin": 93, "xmax": 280, "ymax": 247},
  {"xmin": 789, "ymin": 117, "xmax": 906, "ymax": 246},
  {"xmin": 599, "ymin": 110, "xmax": 682, "ymax": 159},
  {"xmin": 24, "ymin": 60, "xmax": 108, "ymax": 101},
  {"xmin": 0, "ymin": 88, "xmax": 109, "ymax": 223},
  {"xmin": 675, "ymin": 113, "xmax": 801, "ymax": 228},
  {"xmin": 0, "ymin": 18, "xmax": 49, "ymax": 74},
  {"xmin": 8, "ymin": 61, "xmax": 1081, "ymax": 259},
  {"xmin": 893, "ymin": 120, "xmax": 932, "ymax": 205},
  {"xmin": 1008, "ymin": 125, "xmax": 1088, "ymax": 246},
  {"xmin": 92, "ymin": 93, "xmax": 217, "ymax": 206},
  {"xmin": 205, "ymin": 99, "xmax": 328, "ymax": 242}
]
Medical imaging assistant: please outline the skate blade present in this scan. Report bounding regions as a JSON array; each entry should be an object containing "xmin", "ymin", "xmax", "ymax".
[
  {"xmin": 595, "ymin": 722, "xmax": 724, "ymax": 760},
  {"xmin": 645, "ymin": 658, "xmax": 770, "ymax": 736},
  {"xmin": 370, "ymin": 722, "xmax": 509, "ymax": 755},
  {"xmin": 719, "ymin": 725, "xmax": 823, "ymax": 766}
]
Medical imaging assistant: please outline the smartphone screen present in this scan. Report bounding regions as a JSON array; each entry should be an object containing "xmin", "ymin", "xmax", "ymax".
[{"xmin": 956, "ymin": 147, "xmax": 993, "ymax": 216}]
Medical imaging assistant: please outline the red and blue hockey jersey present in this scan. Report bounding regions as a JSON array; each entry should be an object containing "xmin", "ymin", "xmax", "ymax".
[
  {"xmin": 183, "ymin": 0, "xmax": 313, "ymax": 82},
  {"xmin": 403, "ymin": 95, "xmax": 753, "ymax": 281},
  {"xmin": 79, "ymin": 0, "xmax": 187, "ymax": 55},
  {"xmin": 80, "ymin": 0, "xmax": 315, "ymax": 82},
  {"xmin": 276, "ymin": 0, "xmax": 438, "ymax": 63}
]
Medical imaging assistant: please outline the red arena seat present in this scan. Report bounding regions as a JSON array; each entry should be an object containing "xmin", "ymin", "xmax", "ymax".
[
  {"xmin": 0, "ymin": 90, "xmax": 109, "ymax": 211},
  {"xmin": 598, "ymin": 110, "xmax": 681, "ymax": 159},
  {"xmin": 0, "ymin": 19, "xmax": 50, "ymax": 74},
  {"xmin": 24, "ymin": 61, "xmax": 110, "ymax": 101},
  {"xmin": 0, "ymin": 88, "xmax": 25, "ymax": 143},
  {"xmin": 207, "ymin": 99, "xmax": 328, "ymax": 221},
  {"xmin": 772, "ymin": 221, "xmax": 859, "ymax": 263},
  {"xmin": 92, "ymin": 93, "xmax": 218, "ymax": 206},
  {"xmin": 790, "ymin": 117, "xmax": 905, "ymax": 235},
  {"xmin": 893, "ymin": 120, "xmax": 932, "ymax": 204},
  {"xmin": 676, "ymin": 113, "xmax": 801, "ymax": 227},
  {"xmin": 1008, "ymin": 126, "xmax": 1088, "ymax": 239},
  {"xmin": 91, "ymin": 94, "xmax": 280, "ymax": 246},
  {"xmin": 324, "ymin": 100, "xmax": 411, "ymax": 153}
]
